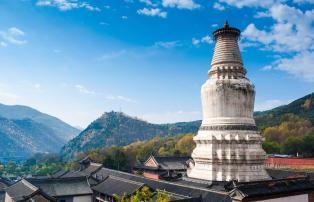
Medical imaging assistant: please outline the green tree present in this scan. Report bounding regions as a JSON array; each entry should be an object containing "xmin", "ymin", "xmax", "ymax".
[
  {"xmin": 6, "ymin": 161, "xmax": 17, "ymax": 174},
  {"xmin": 113, "ymin": 186, "xmax": 170, "ymax": 202},
  {"xmin": 302, "ymin": 133, "xmax": 314, "ymax": 157},
  {"xmin": 281, "ymin": 136, "xmax": 303, "ymax": 155},
  {"xmin": 263, "ymin": 141, "xmax": 281, "ymax": 154},
  {"xmin": 113, "ymin": 193, "xmax": 130, "ymax": 202},
  {"xmin": 156, "ymin": 190, "xmax": 171, "ymax": 202},
  {"xmin": 103, "ymin": 147, "xmax": 129, "ymax": 171},
  {"xmin": 175, "ymin": 134, "xmax": 195, "ymax": 155}
]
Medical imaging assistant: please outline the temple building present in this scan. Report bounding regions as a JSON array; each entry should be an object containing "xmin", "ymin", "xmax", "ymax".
[
  {"xmin": 187, "ymin": 21, "xmax": 270, "ymax": 182},
  {"xmin": 133, "ymin": 155, "xmax": 191, "ymax": 180}
]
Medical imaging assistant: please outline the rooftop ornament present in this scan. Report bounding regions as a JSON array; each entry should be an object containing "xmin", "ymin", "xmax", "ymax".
[{"xmin": 213, "ymin": 21, "xmax": 241, "ymax": 41}]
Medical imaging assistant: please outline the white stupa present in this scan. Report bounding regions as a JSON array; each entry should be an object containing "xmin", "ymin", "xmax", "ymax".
[{"xmin": 187, "ymin": 22, "xmax": 270, "ymax": 182}]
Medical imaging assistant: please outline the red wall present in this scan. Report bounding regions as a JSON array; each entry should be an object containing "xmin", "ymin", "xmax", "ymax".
[
  {"xmin": 143, "ymin": 172, "xmax": 161, "ymax": 180},
  {"xmin": 266, "ymin": 157, "xmax": 314, "ymax": 169}
]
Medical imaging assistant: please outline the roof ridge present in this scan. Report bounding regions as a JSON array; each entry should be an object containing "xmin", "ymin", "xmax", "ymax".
[
  {"xmin": 157, "ymin": 189, "xmax": 190, "ymax": 198},
  {"xmin": 28, "ymin": 176, "xmax": 88, "ymax": 182},
  {"xmin": 90, "ymin": 162, "xmax": 102, "ymax": 167},
  {"xmin": 21, "ymin": 179, "xmax": 38, "ymax": 191},
  {"xmin": 100, "ymin": 168, "xmax": 228, "ymax": 195},
  {"xmin": 108, "ymin": 175, "xmax": 145, "ymax": 186},
  {"xmin": 154, "ymin": 156, "xmax": 190, "ymax": 158}
]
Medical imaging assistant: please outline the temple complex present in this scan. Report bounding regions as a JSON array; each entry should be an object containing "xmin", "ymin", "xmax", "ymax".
[
  {"xmin": 187, "ymin": 21, "xmax": 270, "ymax": 182},
  {"xmin": 1, "ymin": 22, "xmax": 314, "ymax": 202}
]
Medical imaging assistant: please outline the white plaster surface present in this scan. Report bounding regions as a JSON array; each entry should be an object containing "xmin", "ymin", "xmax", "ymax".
[
  {"xmin": 73, "ymin": 195, "xmax": 92, "ymax": 202},
  {"xmin": 187, "ymin": 26, "xmax": 270, "ymax": 182},
  {"xmin": 256, "ymin": 194, "xmax": 308, "ymax": 202}
]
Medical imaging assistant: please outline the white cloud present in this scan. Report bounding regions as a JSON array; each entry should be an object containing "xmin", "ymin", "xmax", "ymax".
[
  {"xmin": 100, "ymin": 22, "xmax": 110, "ymax": 26},
  {"xmin": 162, "ymin": 0, "xmax": 200, "ymax": 10},
  {"xmin": 240, "ymin": 3, "xmax": 314, "ymax": 82},
  {"xmin": 276, "ymin": 51, "xmax": 314, "ymax": 82},
  {"xmin": 139, "ymin": 0, "xmax": 157, "ymax": 6},
  {"xmin": 36, "ymin": 0, "xmax": 100, "ymax": 11},
  {"xmin": 255, "ymin": 99, "xmax": 289, "ymax": 111},
  {"xmin": 243, "ymin": 5, "xmax": 314, "ymax": 53},
  {"xmin": 121, "ymin": 15, "xmax": 128, "ymax": 20},
  {"xmin": 261, "ymin": 65, "xmax": 272, "ymax": 71},
  {"xmin": 98, "ymin": 50, "xmax": 127, "ymax": 60},
  {"xmin": 53, "ymin": 49, "xmax": 61, "ymax": 53},
  {"xmin": 192, "ymin": 38, "xmax": 200, "ymax": 46},
  {"xmin": 0, "ymin": 42, "xmax": 7, "ymax": 47},
  {"xmin": 154, "ymin": 40, "xmax": 180, "ymax": 48},
  {"xmin": 219, "ymin": 0, "xmax": 314, "ymax": 82},
  {"xmin": 192, "ymin": 35, "xmax": 213, "ymax": 46},
  {"xmin": 212, "ymin": 24, "xmax": 218, "ymax": 27},
  {"xmin": 105, "ymin": 95, "xmax": 137, "ymax": 103},
  {"xmin": 254, "ymin": 11, "xmax": 270, "ymax": 18},
  {"xmin": 0, "ymin": 27, "xmax": 27, "ymax": 46},
  {"xmin": 239, "ymin": 40, "xmax": 259, "ymax": 51},
  {"xmin": 137, "ymin": 8, "xmax": 167, "ymax": 18},
  {"xmin": 242, "ymin": 24, "xmax": 273, "ymax": 46},
  {"xmin": 218, "ymin": 0, "xmax": 277, "ymax": 8},
  {"xmin": 201, "ymin": 35, "xmax": 213, "ymax": 44},
  {"xmin": 74, "ymin": 84, "xmax": 95, "ymax": 95},
  {"xmin": 0, "ymin": 91, "xmax": 20, "ymax": 103},
  {"xmin": 34, "ymin": 83, "xmax": 41, "ymax": 89},
  {"xmin": 0, "ymin": 84, "xmax": 20, "ymax": 104},
  {"xmin": 293, "ymin": 0, "xmax": 314, "ymax": 4},
  {"xmin": 213, "ymin": 2, "xmax": 225, "ymax": 10}
]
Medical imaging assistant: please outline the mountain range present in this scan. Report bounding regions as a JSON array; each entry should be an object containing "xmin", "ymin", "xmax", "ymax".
[
  {"xmin": 61, "ymin": 92, "xmax": 314, "ymax": 159},
  {"xmin": 0, "ymin": 104, "xmax": 80, "ymax": 160},
  {"xmin": 0, "ymin": 92, "xmax": 312, "ymax": 161},
  {"xmin": 254, "ymin": 92, "xmax": 314, "ymax": 128},
  {"xmin": 60, "ymin": 112, "xmax": 201, "ymax": 159}
]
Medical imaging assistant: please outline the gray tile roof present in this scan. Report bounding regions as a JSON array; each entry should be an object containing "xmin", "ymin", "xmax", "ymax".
[
  {"xmin": 137, "ymin": 156, "xmax": 191, "ymax": 171},
  {"xmin": 229, "ymin": 178, "xmax": 314, "ymax": 199},
  {"xmin": 50, "ymin": 170, "xmax": 69, "ymax": 178},
  {"xmin": 60, "ymin": 162, "xmax": 102, "ymax": 178},
  {"xmin": 153, "ymin": 156, "xmax": 191, "ymax": 170},
  {"xmin": 0, "ymin": 177, "xmax": 11, "ymax": 190},
  {"xmin": 4, "ymin": 179, "xmax": 38, "ymax": 201},
  {"xmin": 93, "ymin": 167, "xmax": 231, "ymax": 202},
  {"xmin": 80, "ymin": 162, "xmax": 102, "ymax": 175},
  {"xmin": 27, "ymin": 177, "xmax": 93, "ymax": 197},
  {"xmin": 266, "ymin": 169, "xmax": 307, "ymax": 179},
  {"xmin": 92, "ymin": 176, "xmax": 144, "ymax": 196}
]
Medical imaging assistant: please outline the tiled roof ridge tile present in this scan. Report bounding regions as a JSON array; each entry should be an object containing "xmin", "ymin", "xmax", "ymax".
[
  {"xmin": 100, "ymin": 167, "xmax": 228, "ymax": 195},
  {"xmin": 21, "ymin": 179, "xmax": 39, "ymax": 192}
]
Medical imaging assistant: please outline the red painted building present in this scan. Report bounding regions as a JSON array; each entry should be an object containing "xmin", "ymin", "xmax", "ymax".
[
  {"xmin": 133, "ymin": 155, "xmax": 191, "ymax": 180},
  {"xmin": 266, "ymin": 156, "xmax": 314, "ymax": 169}
]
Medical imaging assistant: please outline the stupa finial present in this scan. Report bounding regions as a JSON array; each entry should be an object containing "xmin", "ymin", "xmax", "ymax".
[{"xmin": 224, "ymin": 20, "xmax": 229, "ymax": 28}]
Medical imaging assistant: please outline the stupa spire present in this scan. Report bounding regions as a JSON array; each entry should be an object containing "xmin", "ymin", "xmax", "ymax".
[
  {"xmin": 209, "ymin": 21, "xmax": 245, "ymax": 79},
  {"xmin": 187, "ymin": 22, "xmax": 270, "ymax": 182},
  {"xmin": 224, "ymin": 20, "xmax": 229, "ymax": 28}
]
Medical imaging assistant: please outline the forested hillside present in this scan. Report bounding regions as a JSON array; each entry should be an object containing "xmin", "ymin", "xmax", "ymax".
[
  {"xmin": 255, "ymin": 92, "xmax": 314, "ymax": 129},
  {"xmin": 255, "ymin": 93, "xmax": 314, "ymax": 155},
  {"xmin": 62, "ymin": 92, "xmax": 314, "ymax": 160},
  {"xmin": 61, "ymin": 112, "xmax": 200, "ymax": 159}
]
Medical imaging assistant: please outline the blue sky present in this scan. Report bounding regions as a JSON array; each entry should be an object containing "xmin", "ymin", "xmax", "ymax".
[{"xmin": 0, "ymin": 0, "xmax": 313, "ymax": 128}]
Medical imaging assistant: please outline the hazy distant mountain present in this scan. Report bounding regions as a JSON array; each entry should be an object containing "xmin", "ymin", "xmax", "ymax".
[
  {"xmin": 61, "ymin": 92, "xmax": 314, "ymax": 160},
  {"xmin": 0, "ymin": 104, "xmax": 81, "ymax": 159},
  {"xmin": 0, "ymin": 104, "xmax": 80, "ymax": 142},
  {"xmin": 61, "ymin": 111, "xmax": 201, "ymax": 159},
  {"xmin": 0, "ymin": 117, "xmax": 66, "ymax": 158}
]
